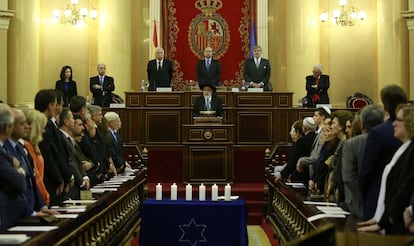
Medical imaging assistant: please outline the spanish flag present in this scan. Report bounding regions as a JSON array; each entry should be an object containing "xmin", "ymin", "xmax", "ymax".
[{"xmin": 152, "ymin": 21, "xmax": 158, "ymax": 59}]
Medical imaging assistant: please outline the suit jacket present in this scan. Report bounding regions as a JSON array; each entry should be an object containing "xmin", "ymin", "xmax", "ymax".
[
  {"xmin": 359, "ymin": 118, "xmax": 402, "ymax": 220},
  {"xmin": 378, "ymin": 140, "xmax": 414, "ymax": 234},
  {"xmin": 147, "ymin": 59, "xmax": 173, "ymax": 91},
  {"xmin": 192, "ymin": 95, "xmax": 223, "ymax": 118},
  {"xmin": 62, "ymin": 135, "xmax": 87, "ymax": 199},
  {"xmin": 305, "ymin": 74, "xmax": 330, "ymax": 106},
  {"xmin": 341, "ymin": 134, "xmax": 368, "ymax": 219},
  {"xmin": 196, "ymin": 59, "xmax": 221, "ymax": 86},
  {"xmin": 243, "ymin": 58, "xmax": 271, "ymax": 91},
  {"xmin": 4, "ymin": 140, "xmax": 45, "ymax": 213},
  {"xmin": 89, "ymin": 75, "xmax": 115, "ymax": 107},
  {"xmin": 39, "ymin": 120, "xmax": 73, "ymax": 205},
  {"xmin": 107, "ymin": 130, "xmax": 126, "ymax": 171},
  {"xmin": 55, "ymin": 80, "xmax": 77, "ymax": 107},
  {"xmin": 0, "ymin": 144, "xmax": 31, "ymax": 232}
]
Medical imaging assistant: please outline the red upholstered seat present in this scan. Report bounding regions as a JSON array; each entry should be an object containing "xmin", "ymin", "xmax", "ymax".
[{"xmin": 350, "ymin": 97, "xmax": 370, "ymax": 109}]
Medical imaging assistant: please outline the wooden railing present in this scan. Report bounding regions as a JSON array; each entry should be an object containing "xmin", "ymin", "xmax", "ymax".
[{"xmin": 16, "ymin": 144, "xmax": 148, "ymax": 246}]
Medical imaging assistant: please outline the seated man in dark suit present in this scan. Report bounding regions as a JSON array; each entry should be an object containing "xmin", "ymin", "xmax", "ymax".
[
  {"xmin": 196, "ymin": 47, "xmax": 221, "ymax": 87},
  {"xmin": 243, "ymin": 45, "xmax": 271, "ymax": 91},
  {"xmin": 305, "ymin": 64, "xmax": 330, "ymax": 107},
  {"xmin": 89, "ymin": 63, "xmax": 115, "ymax": 107},
  {"xmin": 147, "ymin": 47, "xmax": 173, "ymax": 91},
  {"xmin": 192, "ymin": 83, "xmax": 223, "ymax": 118}
]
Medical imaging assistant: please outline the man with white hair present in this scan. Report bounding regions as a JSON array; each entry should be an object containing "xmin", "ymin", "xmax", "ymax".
[
  {"xmin": 104, "ymin": 111, "xmax": 127, "ymax": 173},
  {"xmin": 147, "ymin": 47, "xmax": 173, "ymax": 91},
  {"xmin": 305, "ymin": 64, "xmax": 330, "ymax": 107}
]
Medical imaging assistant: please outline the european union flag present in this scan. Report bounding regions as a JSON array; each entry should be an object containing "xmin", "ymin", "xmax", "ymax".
[{"xmin": 249, "ymin": 22, "xmax": 256, "ymax": 58}]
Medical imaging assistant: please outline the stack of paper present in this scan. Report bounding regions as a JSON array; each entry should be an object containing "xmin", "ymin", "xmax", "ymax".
[{"xmin": 0, "ymin": 234, "xmax": 30, "ymax": 245}]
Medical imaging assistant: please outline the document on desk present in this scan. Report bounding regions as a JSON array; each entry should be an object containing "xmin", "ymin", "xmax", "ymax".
[
  {"xmin": 303, "ymin": 201, "xmax": 337, "ymax": 206},
  {"xmin": 8, "ymin": 226, "xmax": 58, "ymax": 232},
  {"xmin": 316, "ymin": 206, "xmax": 351, "ymax": 215},
  {"xmin": 50, "ymin": 208, "xmax": 86, "ymax": 213},
  {"xmin": 54, "ymin": 214, "xmax": 79, "ymax": 219},
  {"xmin": 0, "ymin": 234, "xmax": 30, "ymax": 245},
  {"xmin": 95, "ymin": 184, "xmax": 121, "ymax": 188},
  {"xmin": 90, "ymin": 188, "xmax": 118, "ymax": 193},
  {"xmin": 62, "ymin": 200, "xmax": 96, "ymax": 204},
  {"xmin": 285, "ymin": 182, "xmax": 306, "ymax": 189},
  {"xmin": 307, "ymin": 214, "xmax": 346, "ymax": 222}
]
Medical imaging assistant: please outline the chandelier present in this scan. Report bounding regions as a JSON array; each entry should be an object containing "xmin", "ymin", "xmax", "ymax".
[
  {"xmin": 52, "ymin": 0, "xmax": 98, "ymax": 25},
  {"xmin": 320, "ymin": 0, "xmax": 366, "ymax": 27}
]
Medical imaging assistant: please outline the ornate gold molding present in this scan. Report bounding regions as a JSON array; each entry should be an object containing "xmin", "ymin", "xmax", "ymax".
[
  {"xmin": 402, "ymin": 11, "xmax": 414, "ymax": 30},
  {"xmin": 0, "ymin": 9, "xmax": 15, "ymax": 30}
]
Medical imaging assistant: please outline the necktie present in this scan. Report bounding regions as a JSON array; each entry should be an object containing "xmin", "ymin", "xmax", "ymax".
[
  {"xmin": 100, "ymin": 76, "xmax": 104, "ymax": 86},
  {"xmin": 206, "ymin": 59, "xmax": 210, "ymax": 71},
  {"xmin": 205, "ymin": 98, "xmax": 211, "ymax": 111},
  {"xmin": 16, "ymin": 144, "xmax": 31, "ymax": 172},
  {"xmin": 113, "ymin": 131, "xmax": 118, "ymax": 142},
  {"xmin": 255, "ymin": 59, "xmax": 260, "ymax": 68},
  {"xmin": 158, "ymin": 61, "xmax": 162, "ymax": 71}
]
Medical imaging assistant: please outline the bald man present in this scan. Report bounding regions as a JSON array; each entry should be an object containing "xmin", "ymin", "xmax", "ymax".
[
  {"xmin": 90, "ymin": 63, "xmax": 115, "ymax": 107},
  {"xmin": 196, "ymin": 47, "xmax": 222, "ymax": 87}
]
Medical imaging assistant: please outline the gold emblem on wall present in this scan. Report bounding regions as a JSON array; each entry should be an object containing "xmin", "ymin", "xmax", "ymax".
[{"xmin": 188, "ymin": 0, "xmax": 230, "ymax": 59}]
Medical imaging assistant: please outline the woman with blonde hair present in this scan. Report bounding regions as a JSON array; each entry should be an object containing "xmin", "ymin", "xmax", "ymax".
[{"xmin": 21, "ymin": 108, "xmax": 50, "ymax": 206}]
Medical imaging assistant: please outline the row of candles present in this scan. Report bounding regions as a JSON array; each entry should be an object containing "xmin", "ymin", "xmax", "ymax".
[{"xmin": 155, "ymin": 183, "xmax": 232, "ymax": 201}]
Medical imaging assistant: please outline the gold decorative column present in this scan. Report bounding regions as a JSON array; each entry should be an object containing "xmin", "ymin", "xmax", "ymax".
[
  {"xmin": 130, "ymin": 1, "xmax": 150, "ymax": 91},
  {"xmin": 377, "ymin": 0, "xmax": 409, "ymax": 98},
  {"xmin": 0, "ymin": 0, "xmax": 14, "ymax": 103},
  {"xmin": 285, "ymin": 0, "xmax": 320, "ymax": 105},
  {"xmin": 7, "ymin": 0, "xmax": 40, "ymax": 106},
  {"xmin": 95, "ymin": 0, "xmax": 132, "ymax": 96},
  {"xmin": 402, "ymin": 0, "xmax": 414, "ymax": 99}
]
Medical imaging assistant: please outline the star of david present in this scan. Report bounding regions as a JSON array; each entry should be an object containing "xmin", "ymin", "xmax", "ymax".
[{"xmin": 178, "ymin": 218, "xmax": 207, "ymax": 246}]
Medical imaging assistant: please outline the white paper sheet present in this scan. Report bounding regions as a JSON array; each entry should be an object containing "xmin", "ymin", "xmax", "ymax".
[
  {"xmin": 8, "ymin": 226, "xmax": 58, "ymax": 232},
  {"xmin": 54, "ymin": 214, "xmax": 79, "ymax": 219},
  {"xmin": 303, "ymin": 201, "xmax": 337, "ymax": 206},
  {"xmin": 62, "ymin": 200, "xmax": 96, "ymax": 204},
  {"xmin": 50, "ymin": 208, "xmax": 86, "ymax": 213},
  {"xmin": 0, "ymin": 234, "xmax": 30, "ymax": 245},
  {"xmin": 316, "ymin": 206, "xmax": 351, "ymax": 215},
  {"xmin": 307, "ymin": 213, "xmax": 346, "ymax": 222}
]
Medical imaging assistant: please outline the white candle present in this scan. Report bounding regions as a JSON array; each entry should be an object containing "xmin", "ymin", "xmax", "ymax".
[
  {"xmin": 170, "ymin": 183, "xmax": 177, "ymax": 201},
  {"xmin": 211, "ymin": 184, "xmax": 218, "ymax": 201},
  {"xmin": 224, "ymin": 183, "xmax": 231, "ymax": 201},
  {"xmin": 199, "ymin": 183, "xmax": 206, "ymax": 201},
  {"xmin": 156, "ymin": 183, "xmax": 162, "ymax": 200},
  {"xmin": 185, "ymin": 184, "xmax": 192, "ymax": 201}
]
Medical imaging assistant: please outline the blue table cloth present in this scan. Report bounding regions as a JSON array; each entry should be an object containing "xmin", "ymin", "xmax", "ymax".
[{"xmin": 140, "ymin": 198, "xmax": 248, "ymax": 246}]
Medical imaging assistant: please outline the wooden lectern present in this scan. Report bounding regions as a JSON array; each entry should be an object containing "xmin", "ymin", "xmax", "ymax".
[{"xmin": 182, "ymin": 116, "xmax": 234, "ymax": 183}]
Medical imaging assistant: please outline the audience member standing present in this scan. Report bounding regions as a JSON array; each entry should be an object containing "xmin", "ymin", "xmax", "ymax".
[
  {"xmin": 90, "ymin": 63, "xmax": 115, "ymax": 107},
  {"xmin": 342, "ymin": 105, "xmax": 384, "ymax": 218},
  {"xmin": 55, "ymin": 65, "xmax": 77, "ymax": 107},
  {"xmin": 22, "ymin": 108, "xmax": 50, "ymax": 206},
  {"xmin": 359, "ymin": 85, "xmax": 407, "ymax": 220},
  {"xmin": 0, "ymin": 103, "xmax": 31, "ymax": 232}
]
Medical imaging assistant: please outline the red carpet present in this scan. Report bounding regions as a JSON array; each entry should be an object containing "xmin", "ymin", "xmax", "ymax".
[{"xmin": 146, "ymin": 148, "xmax": 266, "ymax": 225}]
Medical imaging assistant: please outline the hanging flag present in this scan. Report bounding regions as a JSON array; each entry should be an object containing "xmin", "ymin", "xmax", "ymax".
[
  {"xmin": 249, "ymin": 22, "xmax": 256, "ymax": 58},
  {"xmin": 152, "ymin": 20, "xmax": 158, "ymax": 59}
]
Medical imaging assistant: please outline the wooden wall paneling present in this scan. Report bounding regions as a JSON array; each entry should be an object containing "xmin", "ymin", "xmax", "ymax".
[
  {"xmin": 127, "ymin": 109, "xmax": 141, "ymax": 143},
  {"xmin": 145, "ymin": 110, "xmax": 181, "ymax": 144},
  {"xmin": 237, "ymin": 110, "xmax": 273, "ymax": 144}
]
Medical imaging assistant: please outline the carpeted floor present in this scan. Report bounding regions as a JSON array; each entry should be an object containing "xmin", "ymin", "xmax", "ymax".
[{"xmin": 248, "ymin": 225, "xmax": 272, "ymax": 246}]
